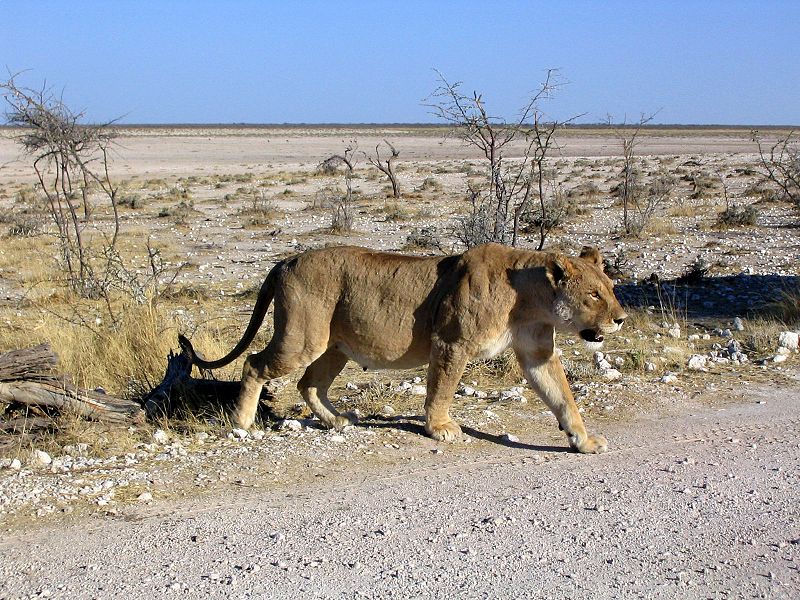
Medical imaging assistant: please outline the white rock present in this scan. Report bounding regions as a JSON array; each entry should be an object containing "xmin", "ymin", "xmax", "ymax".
[
  {"xmin": 778, "ymin": 331, "xmax": 799, "ymax": 351},
  {"xmin": 597, "ymin": 359, "xmax": 613, "ymax": 371},
  {"xmin": 345, "ymin": 382, "xmax": 359, "ymax": 391},
  {"xmin": 194, "ymin": 431, "xmax": 210, "ymax": 443},
  {"xmin": 733, "ymin": 317, "xmax": 745, "ymax": 331},
  {"xmin": 412, "ymin": 376, "xmax": 423, "ymax": 384},
  {"xmin": 660, "ymin": 373, "xmax": 678, "ymax": 384},
  {"xmin": 688, "ymin": 334, "xmax": 700, "ymax": 342},
  {"xmin": 687, "ymin": 355, "xmax": 708, "ymax": 371},
  {"xmin": 152, "ymin": 429, "xmax": 169, "ymax": 444},
  {"xmin": 502, "ymin": 433, "xmax": 520, "ymax": 443},
  {"xmin": 230, "ymin": 428, "xmax": 249, "ymax": 440},
  {"xmin": 382, "ymin": 405, "xmax": 395, "ymax": 416},
  {"xmin": 593, "ymin": 351, "xmax": 605, "ymax": 365},
  {"xmin": 137, "ymin": 492, "xmax": 153, "ymax": 502},
  {"xmin": 667, "ymin": 325, "xmax": 681, "ymax": 339},
  {"xmin": 31, "ymin": 450, "xmax": 52, "ymax": 466},
  {"xmin": 773, "ymin": 354, "xmax": 789, "ymax": 363},
  {"xmin": 410, "ymin": 385, "xmax": 427, "ymax": 396},
  {"xmin": 614, "ymin": 356, "xmax": 625, "ymax": 367},
  {"xmin": 329, "ymin": 435, "xmax": 346, "ymax": 444},
  {"xmin": 279, "ymin": 419, "xmax": 303, "ymax": 431},
  {"xmin": 251, "ymin": 430, "xmax": 265, "ymax": 441},
  {"xmin": 601, "ymin": 368, "xmax": 622, "ymax": 381},
  {"xmin": 644, "ymin": 362, "xmax": 657, "ymax": 372},
  {"xmin": 461, "ymin": 385, "xmax": 476, "ymax": 397}
]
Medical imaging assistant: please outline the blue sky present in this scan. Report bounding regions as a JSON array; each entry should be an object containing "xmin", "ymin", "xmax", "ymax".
[{"xmin": 2, "ymin": 1, "xmax": 798, "ymax": 125}]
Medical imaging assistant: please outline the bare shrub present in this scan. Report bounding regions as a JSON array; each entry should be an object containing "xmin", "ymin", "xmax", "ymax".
[
  {"xmin": 1, "ymin": 74, "xmax": 120, "ymax": 297},
  {"xmin": 716, "ymin": 204, "xmax": 759, "ymax": 227},
  {"xmin": 753, "ymin": 129, "xmax": 799, "ymax": 206},
  {"xmin": 319, "ymin": 141, "xmax": 359, "ymax": 233},
  {"xmin": 366, "ymin": 140, "xmax": 401, "ymax": 198},
  {"xmin": 428, "ymin": 69, "xmax": 579, "ymax": 249},
  {"xmin": 610, "ymin": 114, "xmax": 676, "ymax": 236},
  {"xmin": 405, "ymin": 227, "xmax": 446, "ymax": 252}
]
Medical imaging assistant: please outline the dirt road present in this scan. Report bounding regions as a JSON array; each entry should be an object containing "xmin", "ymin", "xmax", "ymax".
[{"xmin": 1, "ymin": 385, "xmax": 799, "ymax": 599}]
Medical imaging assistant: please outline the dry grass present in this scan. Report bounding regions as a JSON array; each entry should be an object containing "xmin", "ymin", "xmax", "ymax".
[{"xmin": 763, "ymin": 287, "xmax": 800, "ymax": 327}]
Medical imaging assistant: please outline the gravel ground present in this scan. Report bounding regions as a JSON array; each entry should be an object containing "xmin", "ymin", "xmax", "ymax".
[{"xmin": 0, "ymin": 383, "xmax": 798, "ymax": 599}]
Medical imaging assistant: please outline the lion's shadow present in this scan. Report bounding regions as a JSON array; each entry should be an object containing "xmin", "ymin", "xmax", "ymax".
[
  {"xmin": 357, "ymin": 415, "xmax": 573, "ymax": 453},
  {"xmin": 615, "ymin": 273, "xmax": 800, "ymax": 321}
]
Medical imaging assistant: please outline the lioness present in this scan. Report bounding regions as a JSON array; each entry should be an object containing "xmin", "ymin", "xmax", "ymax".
[{"xmin": 180, "ymin": 243, "xmax": 627, "ymax": 453}]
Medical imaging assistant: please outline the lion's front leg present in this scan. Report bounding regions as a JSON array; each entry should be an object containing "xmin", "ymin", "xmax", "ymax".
[
  {"xmin": 424, "ymin": 341, "xmax": 469, "ymax": 442},
  {"xmin": 516, "ymin": 349, "xmax": 608, "ymax": 454}
]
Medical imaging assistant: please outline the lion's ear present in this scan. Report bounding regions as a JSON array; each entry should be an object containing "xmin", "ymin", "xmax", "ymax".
[
  {"xmin": 548, "ymin": 256, "xmax": 574, "ymax": 286},
  {"xmin": 579, "ymin": 246, "xmax": 602, "ymax": 266}
]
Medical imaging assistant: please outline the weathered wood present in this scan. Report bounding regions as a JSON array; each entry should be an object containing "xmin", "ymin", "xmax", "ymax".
[
  {"xmin": 143, "ymin": 348, "xmax": 275, "ymax": 420},
  {"xmin": 0, "ymin": 344, "xmax": 145, "ymax": 424},
  {"xmin": 0, "ymin": 343, "xmax": 58, "ymax": 382}
]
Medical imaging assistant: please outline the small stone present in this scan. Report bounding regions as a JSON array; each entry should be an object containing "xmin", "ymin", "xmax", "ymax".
[
  {"xmin": 410, "ymin": 385, "xmax": 427, "ymax": 396},
  {"xmin": 660, "ymin": 373, "xmax": 678, "ymax": 384},
  {"xmin": 778, "ymin": 331, "xmax": 799, "ymax": 351},
  {"xmin": 31, "ymin": 450, "xmax": 52, "ymax": 466},
  {"xmin": 461, "ymin": 385, "xmax": 476, "ymax": 397},
  {"xmin": 667, "ymin": 324, "xmax": 681, "ymax": 339},
  {"xmin": 345, "ymin": 382, "xmax": 358, "ymax": 391},
  {"xmin": 230, "ymin": 428, "xmax": 249, "ymax": 440},
  {"xmin": 733, "ymin": 317, "xmax": 745, "ymax": 331},
  {"xmin": 593, "ymin": 351, "xmax": 605, "ymax": 365},
  {"xmin": 502, "ymin": 433, "xmax": 520, "ymax": 443},
  {"xmin": 381, "ymin": 405, "xmax": 395, "ymax": 416},
  {"xmin": 597, "ymin": 359, "xmax": 613, "ymax": 371},
  {"xmin": 688, "ymin": 334, "xmax": 700, "ymax": 341},
  {"xmin": 687, "ymin": 354, "xmax": 708, "ymax": 371},
  {"xmin": 152, "ymin": 429, "xmax": 169, "ymax": 444},
  {"xmin": 194, "ymin": 431, "xmax": 210, "ymax": 443},
  {"xmin": 329, "ymin": 435, "xmax": 346, "ymax": 444},
  {"xmin": 613, "ymin": 356, "xmax": 625, "ymax": 367},
  {"xmin": 644, "ymin": 362, "xmax": 657, "ymax": 372},
  {"xmin": 601, "ymin": 368, "xmax": 622, "ymax": 381},
  {"xmin": 251, "ymin": 430, "xmax": 265, "ymax": 441},
  {"xmin": 137, "ymin": 492, "xmax": 153, "ymax": 502},
  {"xmin": 279, "ymin": 419, "xmax": 303, "ymax": 431},
  {"xmin": 773, "ymin": 354, "xmax": 788, "ymax": 364},
  {"xmin": 7, "ymin": 458, "xmax": 22, "ymax": 471}
]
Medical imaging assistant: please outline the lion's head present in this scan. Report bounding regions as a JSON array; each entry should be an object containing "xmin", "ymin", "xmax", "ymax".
[{"xmin": 549, "ymin": 246, "xmax": 627, "ymax": 345}]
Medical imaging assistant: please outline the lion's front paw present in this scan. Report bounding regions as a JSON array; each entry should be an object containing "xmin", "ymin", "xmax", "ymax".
[
  {"xmin": 231, "ymin": 412, "xmax": 255, "ymax": 430},
  {"xmin": 570, "ymin": 433, "xmax": 608, "ymax": 454},
  {"xmin": 426, "ymin": 420, "xmax": 463, "ymax": 442}
]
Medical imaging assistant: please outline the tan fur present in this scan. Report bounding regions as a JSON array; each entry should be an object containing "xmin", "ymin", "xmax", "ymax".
[{"xmin": 180, "ymin": 243, "xmax": 627, "ymax": 453}]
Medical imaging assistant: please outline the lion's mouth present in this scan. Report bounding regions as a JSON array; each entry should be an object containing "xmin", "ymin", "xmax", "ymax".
[{"xmin": 579, "ymin": 329, "xmax": 604, "ymax": 343}]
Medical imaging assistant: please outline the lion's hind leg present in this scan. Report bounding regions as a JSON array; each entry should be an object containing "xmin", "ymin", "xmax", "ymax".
[
  {"xmin": 297, "ymin": 347, "xmax": 354, "ymax": 431},
  {"xmin": 234, "ymin": 340, "xmax": 318, "ymax": 429}
]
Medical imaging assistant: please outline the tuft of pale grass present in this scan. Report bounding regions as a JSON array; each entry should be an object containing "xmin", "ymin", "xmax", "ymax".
[
  {"xmin": 740, "ymin": 318, "xmax": 792, "ymax": 356},
  {"xmin": 765, "ymin": 288, "xmax": 800, "ymax": 326}
]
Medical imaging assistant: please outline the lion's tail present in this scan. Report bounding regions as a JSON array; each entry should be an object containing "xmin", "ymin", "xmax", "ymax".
[{"xmin": 178, "ymin": 261, "xmax": 282, "ymax": 370}]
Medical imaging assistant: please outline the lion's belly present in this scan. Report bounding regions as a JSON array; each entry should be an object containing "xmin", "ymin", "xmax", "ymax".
[
  {"xmin": 333, "ymin": 340, "xmax": 428, "ymax": 370},
  {"xmin": 474, "ymin": 329, "xmax": 513, "ymax": 359}
]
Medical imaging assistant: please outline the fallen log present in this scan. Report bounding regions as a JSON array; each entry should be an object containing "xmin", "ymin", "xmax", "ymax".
[{"xmin": 0, "ymin": 345, "xmax": 145, "ymax": 425}]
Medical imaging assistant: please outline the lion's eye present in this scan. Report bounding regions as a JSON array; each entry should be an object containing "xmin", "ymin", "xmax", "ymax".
[{"xmin": 590, "ymin": 291, "xmax": 601, "ymax": 300}]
